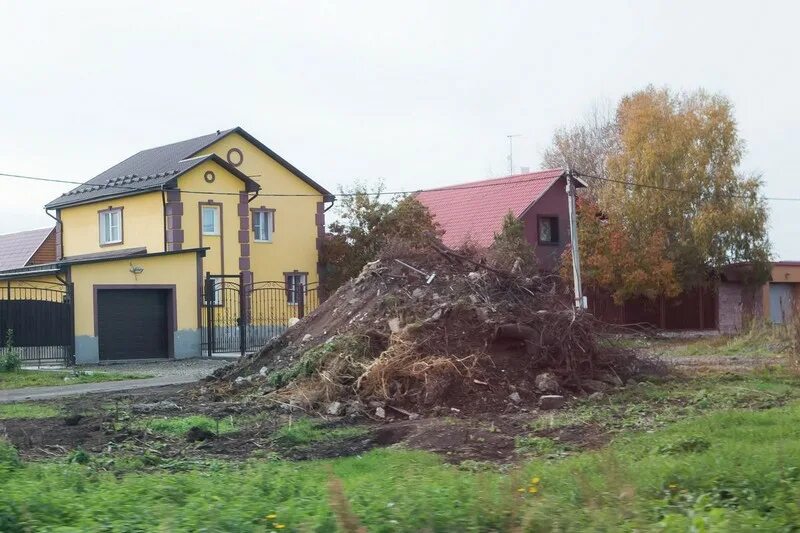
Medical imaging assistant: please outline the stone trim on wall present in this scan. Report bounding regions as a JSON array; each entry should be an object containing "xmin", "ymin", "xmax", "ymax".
[
  {"xmin": 315, "ymin": 202, "xmax": 325, "ymax": 276},
  {"xmin": 165, "ymin": 190, "xmax": 184, "ymax": 252}
]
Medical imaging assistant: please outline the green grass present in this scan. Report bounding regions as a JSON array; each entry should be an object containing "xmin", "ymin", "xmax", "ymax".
[
  {"xmin": 0, "ymin": 369, "xmax": 150, "ymax": 390},
  {"xmin": 646, "ymin": 327, "xmax": 793, "ymax": 357},
  {"xmin": 137, "ymin": 415, "xmax": 239, "ymax": 436},
  {"xmin": 529, "ymin": 373, "xmax": 800, "ymax": 435},
  {"xmin": 274, "ymin": 418, "xmax": 369, "ymax": 446},
  {"xmin": 0, "ymin": 402, "xmax": 60, "ymax": 420},
  {"xmin": 3, "ymin": 399, "xmax": 800, "ymax": 530}
]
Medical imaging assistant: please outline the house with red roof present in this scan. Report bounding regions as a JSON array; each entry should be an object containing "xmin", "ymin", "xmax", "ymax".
[{"xmin": 416, "ymin": 169, "xmax": 586, "ymax": 270}]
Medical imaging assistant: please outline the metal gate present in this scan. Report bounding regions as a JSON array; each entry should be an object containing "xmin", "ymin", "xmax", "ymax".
[
  {"xmin": 201, "ymin": 273, "xmax": 320, "ymax": 357},
  {"xmin": 0, "ymin": 280, "xmax": 75, "ymax": 366}
]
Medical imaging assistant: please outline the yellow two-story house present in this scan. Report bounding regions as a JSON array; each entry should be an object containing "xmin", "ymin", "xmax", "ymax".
[{"xmin": 0, "ymin": 127, "xmax": 332, "ymax": 364}]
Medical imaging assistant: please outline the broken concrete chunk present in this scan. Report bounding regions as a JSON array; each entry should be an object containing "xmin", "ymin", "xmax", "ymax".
[
  {"xmin": 259, "ymin": 366, "xmax": 269, "ymax": 377},
  {"xmin": 508, "ymin": 392, "xmax": 522, "ymax": 403},
  {"xmin": 582, "ymin": 379, "xmax": 609, "ymax": 393},
  {"xmin": 538, "ymin": 395, "xmax": 565, "ymax": 410},
  {"xmin": 301, "ymin": 333, "xmax": 312, "ymax": 343},
  {"xmin": 326, "ymin": 401, "xmax": 345, "ymax": 416},
  {"xmin": 598, "ymin": 372, "xmax": 623, "ymax": 387},
  {"xmin": 588, "ymin": 392, "xmax": 606, "ymax": 401},
  {"xmin": 132, "ymin": 400, "xmax": 180, "ymax": 414},
  {"xmin": 387, "ymin": 317, "xmax": 402, "ymax": 333},
  {"xmin": 534, "ymin": 372, "xmax": 561, "ymax": 394},
  {"xmin": 375, "ymin": 407, "xmax": 386, "ymax": 419}
]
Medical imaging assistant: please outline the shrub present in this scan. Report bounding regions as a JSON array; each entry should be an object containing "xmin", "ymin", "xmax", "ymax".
[{"xmin": 0, "ymin": 330, "xmax": 21, "ymax": 373}]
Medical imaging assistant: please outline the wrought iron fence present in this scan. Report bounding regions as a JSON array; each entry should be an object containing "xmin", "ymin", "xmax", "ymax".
[
  {"xmin": 0, "ymin": 280, "xmax": 75, "ymax": 366},
  {"xmin": 201, "ymin": 273, "xmax": 321, "ymax": 356}
]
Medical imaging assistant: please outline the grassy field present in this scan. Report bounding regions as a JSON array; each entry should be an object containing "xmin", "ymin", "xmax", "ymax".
[
  {"xmin": 0, "ymin": 402, "xmax": 60, "ymax": 419},
  {"xmin": 633, "ymin": 326, "xmax": 796, "ymax": 358},
  {"xmin": 2, "ymin": 402, "xmax": 800, "ymax": 531},
  {"xmin": 0, "ymin": 369, "xmax": 150, "ymax": 390},
  {"xmin": 2, "ymin": 371, "xmax": 800, "ymax": 530}
]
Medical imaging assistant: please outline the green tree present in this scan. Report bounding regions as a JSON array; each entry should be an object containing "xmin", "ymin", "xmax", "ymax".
[
  {"xmin": 320, "ymin": 181, "xmax": 440, "ymax": 294},
  {"xmin": 546, "ymin": 86, "xmax": 771, "ymax": 296},
  {"xmin": 491, "ymin": 211, "xmax": 536, "ymax": 273}
]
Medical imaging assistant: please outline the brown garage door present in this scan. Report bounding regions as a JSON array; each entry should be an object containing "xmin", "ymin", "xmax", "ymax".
[{"xmin": 97, "ymin": 289, "xmax": 170, "ymax": 360}]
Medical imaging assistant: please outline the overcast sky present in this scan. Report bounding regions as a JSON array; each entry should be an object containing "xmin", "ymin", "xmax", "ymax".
[{"xmin": 1, "ymin": 1, "xmax": 797, "ymax": 258}]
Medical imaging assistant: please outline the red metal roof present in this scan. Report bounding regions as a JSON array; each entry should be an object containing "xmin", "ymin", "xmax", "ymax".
[{"xmin": 416, "ymin": 169, "xmax": 565, "ymax": 248}]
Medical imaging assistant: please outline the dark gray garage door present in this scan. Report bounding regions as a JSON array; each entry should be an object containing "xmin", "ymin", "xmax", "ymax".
[{"xmin": 97, "ymin": 289, "xmax": 170, "ymax": 360}]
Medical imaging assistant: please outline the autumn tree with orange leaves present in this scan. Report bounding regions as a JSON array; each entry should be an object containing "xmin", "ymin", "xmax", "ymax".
[{"xmin": 553, "ymin": 86, "xmax": 770, "ymax": 300}]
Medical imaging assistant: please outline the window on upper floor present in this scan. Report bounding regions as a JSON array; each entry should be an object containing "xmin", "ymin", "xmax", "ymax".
[
  {"xmin": 252, "ymin": 209, "xmax": 274, "ymax": 242},
  {"xmin": 537, "ymin": 216, "xmax": 559, "ymax": 245},
  {"xmin": 201, "ymin": 205, "xmax": 220, "ymax": 236},
  {"xmin": 285, "ymin": 272, "xmax": 308, "ymax": 305},
  {"xmin": 99, "ymin": 208, "xmax": 123, "ymax": 245}
]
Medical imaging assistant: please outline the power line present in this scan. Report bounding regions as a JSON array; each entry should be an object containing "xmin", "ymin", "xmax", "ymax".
[
  {"xmin": 572, "ymin": 170, "xmax": 800, "ymax": 203},
  {"xmin": 0, "ymin": 170, "xmax": 564, "ymax": 199},
  {"xmin": 2, "ymin": 168, "xmax": 799, "ymax": 203}
]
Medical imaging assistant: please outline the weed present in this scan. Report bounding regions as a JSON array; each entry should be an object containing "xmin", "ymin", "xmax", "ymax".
[
  {"xmin": 515, "ymin": 436, "xmax": 571, "ymax": 456},
  {"xmin": 0, "ymin": 402, "xmax": 60, "ymax": 420},
  {"xmin": 0, "ymin": 330, "xmax": 21, "ymax": 373},
  {"xmin": 274, "ymin": 419, "xmax": 368, "ymax": 446},
  {"xmin": 138, "ymin": 415, "xmax": 238, "ymax": 437},
  {"xmin": 657, "ymin": 436, "xmax": 711, "ymax": 455},
  {"xmin": 0, "ymin": 439, "xmax": 20, "ymax": 470}
]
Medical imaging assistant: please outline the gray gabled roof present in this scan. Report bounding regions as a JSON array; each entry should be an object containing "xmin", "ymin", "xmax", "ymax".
[
  {"xmin": 46, "ymin": 127, "xmax": 332, "ymax": 209},
  {"xmin": 0, "ymin": 227, "xmax": 55, "ymax": 272},
  {"xmin": 46, "ymin": 153, "xmax": 258, "ymax": 209}
]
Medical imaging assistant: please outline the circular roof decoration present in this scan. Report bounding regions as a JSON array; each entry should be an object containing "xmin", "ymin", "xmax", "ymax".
[
  {"xmin": 227, "ymin": 147, "xmax": 244, "ymax": 167},
  {"xmin": 204, "ymin": 170, "xmax": 215, "ymax": 183}
]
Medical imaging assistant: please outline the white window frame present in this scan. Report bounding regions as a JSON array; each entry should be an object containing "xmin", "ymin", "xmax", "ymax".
[
  {"xmin": 253, "ymin": 209, "xmax": 274, "ymax": 242},
  {"xmin": 201, "ymin": 205, "xmax": 220, "ymax": 236},
  {"xmin": 208, "ymin": 276, "xmax": 224, "ymax": 306},
  {"xmin": 286, "ymin": 273, "xmax": 307, "ymax": 305},
  {"xmin": 99, "ymin": 208, "xmax": 123, "ymax": 245}
]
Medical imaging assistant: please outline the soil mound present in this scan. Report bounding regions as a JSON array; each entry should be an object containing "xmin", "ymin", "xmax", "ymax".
[{"xmin": 208, "ymin": 244, "xmax": 634, "ymax": 416}]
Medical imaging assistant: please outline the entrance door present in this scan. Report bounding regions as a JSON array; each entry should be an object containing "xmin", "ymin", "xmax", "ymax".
[
  {"xmin": 769, "ymin": 283, "xmax": 794, "ymax": 325},
  {"xmin": 97, "ymin": 289, "xmax": 170, "ymax": 360}
]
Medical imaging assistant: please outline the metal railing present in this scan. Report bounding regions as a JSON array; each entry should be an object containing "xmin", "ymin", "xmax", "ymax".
[{"xmin": 201, "ymin": 273, "xmax": 320, "ymax": 357}]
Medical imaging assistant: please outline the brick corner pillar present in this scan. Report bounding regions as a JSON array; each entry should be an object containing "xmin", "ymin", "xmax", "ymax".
[{"xmin": 164, "ymin": 189, "xmax": 184, "ymax": 251}]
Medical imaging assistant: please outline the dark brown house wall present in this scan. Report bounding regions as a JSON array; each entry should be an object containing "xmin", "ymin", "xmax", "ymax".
[
  {"xmin": 27, "ymin": 229, "xmax": 56, "ymax": 265},
  {"xmin": 520, "ymin": 176, "xmax": 570, "ymax": 271}
]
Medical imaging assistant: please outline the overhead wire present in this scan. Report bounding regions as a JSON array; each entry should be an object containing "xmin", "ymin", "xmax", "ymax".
[{"xmin": 1, "ymin": 168, "xmax": 799, "ymax": 202}]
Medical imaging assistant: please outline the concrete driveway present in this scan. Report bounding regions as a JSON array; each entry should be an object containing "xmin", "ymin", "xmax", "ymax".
[{"xmin": 1, "ymin": 358, "xmax": 229, "ymax": 403}]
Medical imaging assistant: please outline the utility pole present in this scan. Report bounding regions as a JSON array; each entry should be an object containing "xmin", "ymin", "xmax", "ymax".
[
  {"xmin": 566, "ymin": 169, "xmax": 587, "ymax": 310},
  {"xmin": 506, "ymin": 134, "xmax": 521, "ymax": 175}
]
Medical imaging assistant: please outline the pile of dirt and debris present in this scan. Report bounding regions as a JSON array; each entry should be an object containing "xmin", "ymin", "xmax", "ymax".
[{"xmin": 207, "ymin": 243, "xmax": 636, "ymax": 417}]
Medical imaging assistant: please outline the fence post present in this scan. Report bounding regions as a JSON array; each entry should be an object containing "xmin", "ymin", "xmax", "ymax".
[
  {"xmin": 204, "ymin": 272, "xmax": 214, "ymax": 358},
  {"xmin": 67, "ymin": 282, "xmax": 76, "ymax": 366},
  {"xmin": 238, "ymin": 271, "xmax": 247, "ymax": 357},
  {"xmin": 297, "ymin": 283, "xmax": 305, "ymax": 319}
]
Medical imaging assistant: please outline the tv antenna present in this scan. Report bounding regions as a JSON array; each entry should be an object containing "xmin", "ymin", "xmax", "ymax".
[{"xmin": 506, "ymin": 134, "xmax": 521, "ymax": 175}]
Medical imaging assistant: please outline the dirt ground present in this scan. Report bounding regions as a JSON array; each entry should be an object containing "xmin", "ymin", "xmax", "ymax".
[{"xmin": 0, "ymin": 353, "xmax": 783, "ymax": 465}]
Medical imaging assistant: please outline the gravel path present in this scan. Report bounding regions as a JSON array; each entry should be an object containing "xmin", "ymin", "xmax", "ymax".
[
  {"xmin": 79, "ymin": 358, "xmax": 231, "ymax": 379},
  {"xmin": 1, "ymin": 358, "xmax": 231, "ymax": 403}
]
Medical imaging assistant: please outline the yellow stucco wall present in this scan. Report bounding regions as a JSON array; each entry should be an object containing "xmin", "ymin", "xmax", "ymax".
[
  {"xmin": 59, "ymin": 192, "xmax": 164, "ymax": 257},
  {"xmin": 196, "ymin": 133, "xmax": 323, "ymax": 284},
  {"xmin": 70, "ymin": 252, "xmax": 200, "ymax": 337},
  {"xmin": 0, "ymin": 275, "xmax": 65, "ymax": 300},
  {"xmin": 179, "ymin": 161, "xmax": 243, "ymax": 277}
]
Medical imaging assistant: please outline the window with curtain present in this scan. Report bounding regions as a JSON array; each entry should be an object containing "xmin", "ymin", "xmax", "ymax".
[
  {"xmin": 252, "ymin": 209, "xmax": 274, "ymax": 242},
  {"xmin": 202, "ymin": 205, "xmax": 220, "ymax": 235}
]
